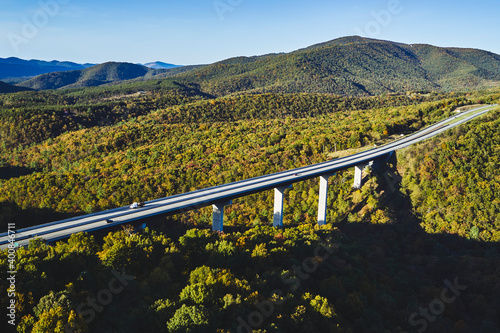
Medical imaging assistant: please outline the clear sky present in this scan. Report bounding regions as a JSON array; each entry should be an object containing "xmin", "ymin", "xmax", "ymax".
[{"xmin": 1, "ymin": 0, "xmax": 499, "ymax": 65}]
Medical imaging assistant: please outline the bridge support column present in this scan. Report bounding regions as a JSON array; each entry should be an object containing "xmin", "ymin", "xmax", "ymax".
[
  {"xmin": 353, "ymin": 164, "xmax": 365, "ymax": 189},
  {"xmin": 212, "ymin": 200, "xmax": 232, "ymax": 232},
  {"xmin": 318, "ymin": 174, "xmax": 334, "ymax": 226},
  {"xmin": 273, "ymin": 185, "xmax": 292, "ymax": 228}
]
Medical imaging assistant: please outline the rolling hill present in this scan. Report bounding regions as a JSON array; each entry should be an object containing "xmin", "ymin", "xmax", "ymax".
[
  {"xmin": 16, "ymin": 62, "xmax": 163, "ymax": 90},
  {"xmin": 0, "ymin": 81, "xmax": 32, "ymax": 93},
  {"xmin": 0, "ymin": 57, "xmax": 94, "ymax": 80},
  {"xmin": 172, "ymin": 36, "xmax": 500, "ymax": 96}
]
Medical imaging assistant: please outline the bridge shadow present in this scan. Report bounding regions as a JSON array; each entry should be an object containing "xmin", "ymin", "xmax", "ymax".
[
  {"xmin": 359, "ymin": 151, "xmax": 422, "ymax": 232},
  {"xmin": 332, "ymin": 152, "xmax": 500, "ymax": 332},
  {"xmin": 344, "ymin": 151, "xmax": 489, "ymax": 246},
  {"xmin": 0, "ymin": 201, "xmax": 79, "ymax": 230},
  {"xmin": 0, "ymin": 166, "xmax": 39, "ymax": 180}
]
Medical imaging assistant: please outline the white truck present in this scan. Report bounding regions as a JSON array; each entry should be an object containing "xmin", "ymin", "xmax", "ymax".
[{"xmin": 129, "ymin": 202, "xmax": 145, "ymax": 209}]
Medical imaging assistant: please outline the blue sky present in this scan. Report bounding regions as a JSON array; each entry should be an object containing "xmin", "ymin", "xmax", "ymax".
[{"xmin": 1, "ymin": 0, "xmax": 499, "ymax": 65}]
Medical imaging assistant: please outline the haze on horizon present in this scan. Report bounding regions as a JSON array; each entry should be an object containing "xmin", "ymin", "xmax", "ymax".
[{"xmin": 0, "ymin": 0, "xmax": 499, "ymax": 65}]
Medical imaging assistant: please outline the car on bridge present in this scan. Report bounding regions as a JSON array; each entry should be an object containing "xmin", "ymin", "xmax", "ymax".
[{"xmin": 130, "ymin": 202, "xmax": 145, "ymax": 209}]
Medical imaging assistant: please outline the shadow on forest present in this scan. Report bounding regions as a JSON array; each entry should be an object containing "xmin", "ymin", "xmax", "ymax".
[
  {"xmin": 333, "ymin": 152, "xmax": 500, "ymax": 332},
  {"xmin": 172, "ymin": 81, "xmax": 215, "ymax": 99},
  {"xmin": 0, "ymin": 166, "xmax": 39, "ymax": 180},
  {"xmin": 345, "ymin": 152, "xmax": 499, "ymax": 258},
  {"xmin": 0, "ymin": 201, "xmax": 80, "ymax": 230}
]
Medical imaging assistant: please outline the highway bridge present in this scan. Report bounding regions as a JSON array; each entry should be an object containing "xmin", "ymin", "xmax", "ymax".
[{"xmin": 0, "ymin": 104, "xmax": 496, "ymax": 249}]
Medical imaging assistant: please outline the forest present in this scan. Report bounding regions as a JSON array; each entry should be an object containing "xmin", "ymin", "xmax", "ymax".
[{"xmin": 0, "ymin": 81, "xmax": 500, "ymax": 332}]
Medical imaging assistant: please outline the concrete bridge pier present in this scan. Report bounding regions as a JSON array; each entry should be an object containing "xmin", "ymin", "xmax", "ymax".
[
  {"xmin": 353, "ymin": 151, "xmax": 395, "ymax": 189},
  {"xmin": 317, "ymin": 173, "xmax": 336, "ymax": 226},
  {"xmin": 273, "ymin": 185, "xmax": 293, "ymax": 228},
  {"xmin": 212, "ymin": 200, "xmax": 232, "ymax": 232},
  {"xmin": 353, "ymin": 164, "xmax": 367, "ymax": 189}
]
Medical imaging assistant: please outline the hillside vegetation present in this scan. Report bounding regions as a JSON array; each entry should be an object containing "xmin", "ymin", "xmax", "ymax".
[
  {"xmin": 172, "ymin": 36, "xmax": 500, "ymax": 97},
  {"xmin": 0, "ymin": 81, "xmax": 32, "ymax": 94},
  {"xmin": 399, "ymin": 110, "xmax": 500, "ymax": 240},
  {"xmin": 0, "ymin": 57, "xmax": 93, "ymax": 80},
  {"xmin": 17, "ymin": 63, "xmax": 164, "ymax": 90}
]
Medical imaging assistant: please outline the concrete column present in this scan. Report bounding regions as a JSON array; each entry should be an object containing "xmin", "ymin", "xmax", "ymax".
[
  {"xmin": 317, "ymin": 175, "xmax": 334, "ymax": 226},
  {"xmin": 212, "ymin": 200, "xmax": 232, "ymax": 232},
  {"xmin": 353, "ymin": 164, "xmax": 364, "ymax": 189},
  {"xmin": 273, "ymin": 185, "xmax": 292, "ymax": 228}
]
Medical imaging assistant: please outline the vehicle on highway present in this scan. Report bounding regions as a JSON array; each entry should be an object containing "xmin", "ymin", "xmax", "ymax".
[
  {"xmin": 129, "ymin": 202, "xmax": 145, "ymax": 209},
  {"xmin": 106, "ymin": 219, "xmax": 113, "ymax": 223}
]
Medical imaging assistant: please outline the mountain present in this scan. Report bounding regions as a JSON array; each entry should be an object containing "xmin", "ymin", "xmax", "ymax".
[
  {"xmin": 172, "ymin": 36, "xmax": 500, "ymax": 96},
  {"xmin": 143, "ymin": 61, "xmax": 182, "ymax": 69},
  {"xmin": 0, "ymin": 81, "xmax": 32, "ymax": 93},
  {"xmin": 17, "ymin": 62, "xmax": 162, "ymax": 90},
  {"xmin": 0, "ymin": 57, "xmax": 94, "ymax": 79}
]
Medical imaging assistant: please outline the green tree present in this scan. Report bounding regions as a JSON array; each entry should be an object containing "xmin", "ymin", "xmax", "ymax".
[{"xmin": 167, "ymin": 304, "xmax": 209, "ymax": 333}]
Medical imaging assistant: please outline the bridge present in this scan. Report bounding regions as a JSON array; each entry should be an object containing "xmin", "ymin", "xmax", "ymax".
[{"xmin": 0, "ymin": 105, "xmax": 496, "ymax": 249}]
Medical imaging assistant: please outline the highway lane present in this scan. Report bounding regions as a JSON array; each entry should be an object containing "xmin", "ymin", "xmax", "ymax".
[{"xmin": 1, "ymin": 104, "xmax": 496, "ymax": 249}]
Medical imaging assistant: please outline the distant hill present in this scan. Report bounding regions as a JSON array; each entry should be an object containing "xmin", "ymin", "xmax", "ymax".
[
  {"xmin": 143, "ymin": 61, "xmax": 182, "ymax": 69},
  {"xmin": 0, "ymin": 57, "xmax": 94, "ymax": 79},
  {"xmin": 0, "ymin": 81, "xmax": 32, "ymax": 93},
  {"xmin": 173, "ymin": 36, "xmax": 500, "ymax": 96},
  {"xmin": 17, "ymin": 62, "xmax": 163, "ymax": 90}
]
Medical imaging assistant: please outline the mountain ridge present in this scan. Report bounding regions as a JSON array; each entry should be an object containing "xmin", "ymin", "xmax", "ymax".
[
  {"xmin": 0, "ymin": 57, "xmax": 95, "ymax": 80},
  {"xmin": 11, "ymin": 36, "xmax": 500, "ymax": 95},
  {"xmin": 170, "ymin": 36, "xmax": 500, "ymax": 96},
  {"xmin": 17, "ymin": 62, "xmax": 165, "ymax": 90}
]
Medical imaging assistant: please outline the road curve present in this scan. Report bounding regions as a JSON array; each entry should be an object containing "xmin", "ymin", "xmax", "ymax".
[{"xmin": 1, "ymin": 104, "xmax": 496, "ymax": 249}]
